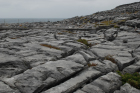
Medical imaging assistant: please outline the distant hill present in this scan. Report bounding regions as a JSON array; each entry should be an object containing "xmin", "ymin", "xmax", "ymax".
[{"xmin": 60, "ymin": 1, "xmax": 140, "ymax": 27}]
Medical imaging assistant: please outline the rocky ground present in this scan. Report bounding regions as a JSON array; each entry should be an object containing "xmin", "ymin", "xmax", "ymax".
[{"xmin": 0, "ymin": 1, "xmax": 140, "ymax": 93}]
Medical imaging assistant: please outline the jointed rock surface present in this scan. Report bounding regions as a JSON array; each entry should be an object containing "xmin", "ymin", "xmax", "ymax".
[{"xmin": 0, "ymin": 1, "xmax": 140, "ymax": 93}]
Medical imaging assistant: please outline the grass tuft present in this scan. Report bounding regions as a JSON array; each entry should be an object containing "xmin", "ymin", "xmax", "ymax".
[
  {"xmin": 40, "ymin": 44, "xmax": 61, "ymax": 50},
  {"xmin": 101, "ymin": 20, "xmax": 113, "ymax": 25},
  {"xmin": 77, "ymin": 39, "xmax": 92, "ymax": 47},
  {"xmin": 104, "ymin": 55, "xmax": 117, "ymax": 64},
  {"xmin": 10, "ymin": 38, "xmax": 17, "ymax": 39},
  {"xmin": 88, "ymin": 63, "xmax": 97, "ymax": 67},
  {"xmin": 57, "ymin": 33, "xmax": 63, "ymax": 35}
]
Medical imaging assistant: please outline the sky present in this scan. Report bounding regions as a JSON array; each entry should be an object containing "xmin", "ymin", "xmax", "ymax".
[{"xmin": 0, "ymin": 0, "xmax": 139, "ymax": 18}]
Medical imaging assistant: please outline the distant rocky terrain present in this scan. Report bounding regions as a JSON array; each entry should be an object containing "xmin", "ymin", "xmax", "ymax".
[{"xmin": 0, "ymin": 1, "xmax": 140, "ymax": 93}]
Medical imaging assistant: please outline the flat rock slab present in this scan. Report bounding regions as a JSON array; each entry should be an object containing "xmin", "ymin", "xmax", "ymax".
[
  {"xmin": 42, "ymin": 69, "xmax": 102, "ymax": 93},
  {"xmin": 24, "ymin": 43, "xmax": 65, "ymax": 58},
  {"xmin": 16, "ymin": 50, "xmax": 38, "ymax": 57},
  {"xmin": 92, "ymin": 60, "xmax": 118, "ymax": 74},
  {"xmin": 78, "ymin": 50, "xmax": 96, "ymax": 62},
  {"xmin": 114, "ymin": 83, "xmax": 140, "ymax": 93},
  {"xmin": 90, "ymin": 72, "xmax": 122, "ymax": 93},
  {"xmin": 113, "ymin": 56, "xmax": 136, "ymax": 70},
  {"xmin": 0, "ymin": 81, "xmax": 19, "ymax": 93},
  {"xmin": 91, "ymin": 48, "xmax": 119, "ymax": 58},
  {"xmin": 123, "ymin": 60, "xmax": 140, "ymax": 74},
  {"xmin": 63, "ymin": 53, "xmax": 87, "ymax": 65},
  {"xmin": 0, "ymin": 53, "xmax": 29, "ymax": 78},
  {"xmin": 24, "ymin": 54, "xmax": 51, "ymax": 67},
  {"xmin": 14, "ymin": 60, "xmax": 84, "ymax": 93},
  {"xmin": 91, "ymin": 43, "xmax": 126, "ymax": 59},
  {"xmin": 123, "ymin": 41, "xmax": 140, "ymax": 49},
  {"xmin": 81, "ymin": 84, "xmax": 105, "ymax": 93},
  {"xmin": 74, "ymin": 90, "xmax": 87, "ymax": 93},
  {"xmin": 92, "ymin": 44, "xmax": 125, "ymax": 50},
  {"xmin": 64, "ymin": 42, "xmax": 85, "ymax": 49}
]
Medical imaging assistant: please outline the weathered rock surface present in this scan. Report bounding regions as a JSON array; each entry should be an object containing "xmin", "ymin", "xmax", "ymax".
[
  {"xmin": 0, "ymin": 81, "xmax": 20, "ymax": 93},
  {"xmin": 14, "ymin": 60, "xmax": 84, "ymax": 93},
  {"xmin": 114, "ymin": 83, "xmax": 140, "ymax": 93},
  {"xmin": 0, "ymin": 53, "xmax": 29, "ymax": 78},
  {"xmin": 42, "ymin": 68, "xmax": 102, "ymax": 93},
  {"xmin": 0, "ymin": 1, "xmax": 140, "ymax": 93},
  {"xmin": 81, "ymin": 84, "xmax": 105, "ymax": 93},
  {"xmin": 76, "ymin": 72, "xmax": 122, "ymax": 93},
  {"xmin": 90, "ymin": 72, "xmax": 122, "ymax": 93},
  {"xmin": 123, "ymin": 60, "xmax": 140, "ymax": 74}
]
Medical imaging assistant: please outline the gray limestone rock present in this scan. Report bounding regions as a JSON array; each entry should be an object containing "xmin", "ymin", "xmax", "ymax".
[
  {"xmin": 0, "ymin": 81, "xmax": 20, "ymax": 93},
  {"xmin": 23, "ymin": 42, "xmax": 65, "ymax": 58},
  {"xmin": 114, "ymin": 83, "xmax": 140, "ymax": 93},
  {"xmin": 113, "ymin": 56, "xmax": 136, "ymax": 70},
  {"xmin": 64, "ymin": 41, "xmax": 86, "ymax": 49},
  {"xmin": 0, "ymin": 53, "xmax": 29, "ymax": 78},
  {"xmin": 126, "ymin": 19, "xmax": 140, "ymax": 27},
  {"xmin": 133, "ymin": 47, "xmax": 140, "ymax": 60},
  {"xmin": 91, "ymin": 44, "xmax": 126, "ymax": 59},
  {"xmin": 74, "ymin": 90, "xmax": 87, "ymax": 93},
  {"xmin": 113, "ymin": 17, "xmax": 129, "ymax": 23},
  {"xmin": 78, "ymin": 50, "xmax": 96, "ymax": 62},
  {"xmin": 90, "ymin": 72, "xmax": 122, "ymax": 93},
  {"xmin": 92, "ymin": 60, "xmax": 118, "ymax": 74},
  {"xmin": 63, "ymin": 53, "xmax": 87, "ymax": 65},
  {"xmin": 123, "ymin": 60, "xmax": 140, "ymax": 74},
  {"xmin": 42, "ymin": 69, "xmax": 102, "ymax": 93},
  {"xmin": 120, "ymin": 26, "xmax": 133, "ymax": 31},
  {"xmin": 81, "ymin": 84, "xmax": 105, "ymax": 93},
  {"xmin": 14, "ymin": 60, "xmax": 84, "ymax": 93},
  {"xmin": 103, "ymin": 28, "xmax": 118, "ymax": 41}
]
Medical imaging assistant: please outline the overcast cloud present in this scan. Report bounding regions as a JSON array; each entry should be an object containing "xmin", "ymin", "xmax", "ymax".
[{"xmin": 0, "ymin": 0, "xmax": 139, "ymax": 18}]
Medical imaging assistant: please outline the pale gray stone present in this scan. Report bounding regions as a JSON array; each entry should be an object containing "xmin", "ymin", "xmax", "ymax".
[
  {"xmin": 90, "ymin": 72, "xmax": 122, "ymax": 93},
  {"xmin": 92, "ymin": 60, "xmax": 118, "ymax": 74},
  {"xmin": 114, "ymin": 83, "xmax": 140, "ymax": 93},
  {"xmin": 78, "ymin": 50, "xmax": 96, "ymax": 62},
  {"xmin": 63, "ymin": 53, "xmax": 87, "ymax": 65},
  {"xmin": 123, "ymin": 60, "xmax": 140, "ymax": 74},
  {"xmin": 42, "ymin": 69, "xmax": 101, "ymax": 93},
  {"xmin": 74, "ymin": 90, "xmax": 87, "ymax": 93},
  {"xmin": 0, "ymin": 81, "xmax": 20, "ymax": 93},
  {"xmin": 14, "ymin": 60, "xmax": 84, "ymax": 93},
  {"xmin": 113, "ymin": 56, "xmax": 136, "ymax": 70},
  {"xmin": 0, "ymin": 53, "xmax": 29, "ymax": 78},
  {"xmin": 82, "ymin": 84, "xmax": 105, "ymax": 93}
]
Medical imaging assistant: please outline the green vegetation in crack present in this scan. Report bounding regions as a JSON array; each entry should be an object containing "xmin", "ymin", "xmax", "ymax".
[
  {"xmin": 117, "ymin": 71, "xmax": 140, "ymax": 89},
  {"xmin": 104, "ymin": 55, "xmax": 117, "ymax": 64},
  {"xmin": 77, "ymin": 39, "xmax": 92, "ymax": 47}
]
